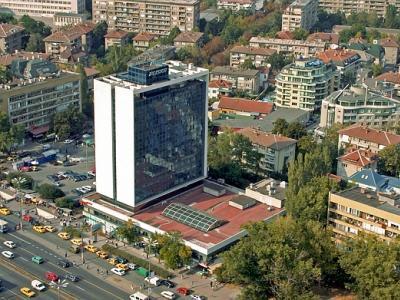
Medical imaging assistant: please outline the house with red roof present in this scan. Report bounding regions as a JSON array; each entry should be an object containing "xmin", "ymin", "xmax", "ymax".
[
  {"xmin": 230, "ymin": 45, "xmax": 276, "ymax": 68},
  {"xmin": 105, "ymin": 29, "xmax": 130, "ymax": 50},
  {"xmin": 0, "ymin": 24, "xmax": 24, "ymax": 54},
  {"xmin": 275, "ymin": 31, "xmax": 294, "ymax": 40},
  {"xmin": 218, "ymin": 96, "xmax": 273, "ymax": 117},
  {"xmin": 338, "ymin": 124, "xmax": 400, "ymax": 154},
  {"xmin": 380, "ymin": 38, "xmax": 399, "ymax": 65},
  {"xmin": 133, "ymin": 32, "xmax": 156, "ymax": 50},
  {"xmin": 337, "ymin": 149, "xmax": 378, "ymax": 178},
  {"xmin": 208, "ymin": 79, "xmax": 233, "ymax": 99},
  {"xmin": 306, "ymin": 32, "xmax": 339, "ymax": 46}
]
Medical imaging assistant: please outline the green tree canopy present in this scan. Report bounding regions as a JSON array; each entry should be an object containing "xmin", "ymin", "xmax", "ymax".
[
  {"xmin": 0, "ymin": 112, "xmax": 25, "ymax": 154},
  {"xmin": 7, "ymin": 172, "xmax": 34, "ymax": 189},
  {"xmin": 272, "ymin": 118, "xmax": 307, "ymax": 140},
  {"xmin": 115, "ymin": 219, "xmax": 141, "ymax": 244},
  {"xmin": 378, "ymin": 144, "xmax": 400, "ymax": 177},
  {"xmin": 52, "ymin": 106, "xmax": 85, "ymax": 140},
  {"xmin": 36, "ymin": 183, "xmax": 65, "ymax": 199},
  {"xmin": 157, "ymin": 231, "xmax": 192, "ymax": 270},
  {"xmin": 55, "ymin": 197, "xmax": 78, "ymax": 209}
]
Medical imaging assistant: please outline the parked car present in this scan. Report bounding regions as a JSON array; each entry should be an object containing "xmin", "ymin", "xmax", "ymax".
[
  {"xmin": 47, "ymin": 175, "xmax": 59, "ymax": 182},
  {"xmin": 63, "ymin": 139, "xmax": 74, "ymax": 144},
  {"xmin": 190, "ymin": 295, "xmax": 206, "ymax": 300},
  {"xmin": 115, "ymin": 256, "xmax": 128, "ymax": 264},
  {"xmin": 160, "ymin": 280, "xmax": 175, "ymax": 288},
  {"xmin": 177, "ymin": 287, "xmax": 190, "ymax": 296},
  {"xmin": 161, "ymin": 291, "xmax": 176, "ymax": 299},
  {"xmin": 110, "ymin": 268, "xmax": 125, "ymax": 276},
  {"xmin": 127, "ymin": 263, "xmax": 137, "ymax": 270}
]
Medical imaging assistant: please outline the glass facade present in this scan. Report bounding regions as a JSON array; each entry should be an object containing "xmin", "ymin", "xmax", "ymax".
[{"xmin": 134, "ymin": 79, "xmax": 206, "ymax": 203}]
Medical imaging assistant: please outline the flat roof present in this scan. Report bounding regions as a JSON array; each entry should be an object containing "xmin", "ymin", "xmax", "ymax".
[{"xmin": 230, "ymin": 195, "xmax": 257, "ymax": 206}]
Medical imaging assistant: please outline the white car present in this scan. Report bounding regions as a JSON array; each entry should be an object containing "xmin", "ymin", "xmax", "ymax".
[
  {"xmin": 190, "ymin": 295, "xmax": 205, "ymax": 300},
  {"xmin": 3, "ymin": 241, "xmax": 16, "ymax": 249},
  {"xmin": 63, "ymin": 139, "xmax": 74, "ymax": 144},
  {"xmin": 161, "ymin": 291, "xmax": 176, "ymax": 299},
  {"xmin": 81, "ymin": 186, "xmax": 92, "ymax": 193},
  {"xmin": 31, "ymin": 280, "xmax": 46, "ymax": 291},
  {"xmin": 1, "ymin": 250, "xmax": 14, "ymax": 259},
  {"xmin": 110, "ymin": 268, "xmax": 125, "ymax": 276},
  {"xmin": 127, "ymin": 263, "xmax": 137, "ymax": 270}
]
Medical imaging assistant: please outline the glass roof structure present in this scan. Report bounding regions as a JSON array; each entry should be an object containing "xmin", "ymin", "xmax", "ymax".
[{"xmin": 162, "ymin": 203, "xmax": 225, "ymax": 232}]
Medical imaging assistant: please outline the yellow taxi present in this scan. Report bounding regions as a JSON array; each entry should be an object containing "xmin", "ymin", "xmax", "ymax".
[
  {"xmin": 107, "ymin": 257, "xmax": 118, "ymax": 265},
  {"xmin": 20, "ymin": 287, "xmax": 36, "ymax": 298},
  {"xmin": 44, "ymin": 225, "xmax": 56, "ymax": 232},
  {"xmin": 84, "ymin": 245, "xmax": 98, "ymax": 253},
  {"xmin": 115, "ymin": 263, "xmax": 129, "ymax": 271},
  {"xmin": 31, "ymin": 198, "xmax": 40, "ymax": 204},
  {"xmin": 58, "ymin": 232, "xmax": 71, "ymax": 240},
  {"xmin": 0, "ymin": 207, "xmax": 10, "ymax": 215},
  {"xmin": 96, "ymin": 250, "xmax": 109, "ymax": 259},
  {"xmin": 32, "ymin": 225, "xmax": 46, "ymax": 233},
  {"xmin": 70, "ymin": 239, "xmax": 83, "ymax": 246}
]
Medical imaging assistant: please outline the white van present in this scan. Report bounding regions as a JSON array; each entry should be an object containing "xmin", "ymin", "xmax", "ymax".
[{"xmin": 129, "ymin": 292, "xmax": 149, "ymax": 300}]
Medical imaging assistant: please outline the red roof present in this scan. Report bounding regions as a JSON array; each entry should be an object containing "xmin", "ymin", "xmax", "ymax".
[
  {"xmin": 276, "ymin": 31, "xmax": 294, "ymax": 40},
  {"xmin": 0, "ymin": 23, "xmax": 24, "ymax": 38},
  {"xmin": 238, "ymin": 127, "xmax": 297, "ymax": 149},
  {"xmin": 338, "ymin": 149, "xmax": 378, "ymax": 167},
  {"xmin": 230, "ymin": 45, "xmax": 276, "ymax": 56},
  {"xmin": 375, "ymin": 72, "xmax": 400, "ymax": 85},
  {"xmin": 133, "ymin": 32, "xmax": 156, "ymax": 42},
  {"xmin": 209, "ymin": 79, "xmax": 232, "ymax": 89},
  {"xmin": 307, "ymin": 32, "xmax": 339, "ymax": 45},
  {"xmin": 339, "ymin": 124, "xmax": 400, "ymax": 147},
  {"xmin": 174, "ymin": 32, "xmax": 204, "ymax": 43},
  {"xmin": 105, "ymin": 29, "xmax": 128, "ymax": 39},
  {"xmin": 317, "ymin": 49, "xmax": 359, "ymax": 64},
  {"xmin": 219, "ymin": 96, "xmax": 273, "ymax": 115},
  {"xmin": 380, "ymin": 38, "xmax": 399, "ymax": 48}
]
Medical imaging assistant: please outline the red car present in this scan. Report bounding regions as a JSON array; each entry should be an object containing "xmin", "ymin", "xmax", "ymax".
[
  {"xmin": 177, "ymin": 287, "xmax": 190, "ymax": 296},
  {"xmin": 22, "ymin": 214, "xmax": 33, "ymax": 222},
  {"xmin": 45, "ymin": 271, "xmax": 59, "ymax": 282}
]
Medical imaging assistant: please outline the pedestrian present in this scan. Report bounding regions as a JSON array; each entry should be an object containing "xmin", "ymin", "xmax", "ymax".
[
  {"xmin": 210, "ymin": 281, "xmax": 213, "ymax": 289},
  {"xmin": 97, "ymin": 268, "xmax": 99, "ymax": 274},
  {"xmin": 106, "ymin": 270, "xmax": 108, "ymax": 275},
  {"xmin": 65, "ymin": 252, "xmax": 67, "ymax": 258}
]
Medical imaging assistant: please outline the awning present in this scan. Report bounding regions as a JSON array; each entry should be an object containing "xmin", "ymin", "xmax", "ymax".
[{"xmin": 29, "ymin": 125, "xmax": 50, "ymax": 136}]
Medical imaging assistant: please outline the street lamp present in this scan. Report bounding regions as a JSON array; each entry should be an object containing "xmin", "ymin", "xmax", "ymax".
[
  {"xmin": 12, "ymin": 176, "xmax": 26, "ymax": 230},
  {"xmin": 49, "ymin": 279, "xmax": 68, "ymax": 300}
]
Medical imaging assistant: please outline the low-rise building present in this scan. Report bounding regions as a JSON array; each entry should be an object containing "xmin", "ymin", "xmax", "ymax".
[
  {"xmin": 210, "ymin": 66, "xmax": 260, "ymax": 94},
  {"xmin": 320, "ymin": 85, "xmax": 400, "ymax": 129},
  {"xmin": 217, "ymin": 0, "xmax": 255, "ymax": 12},
  {"xmin": 208, "ymin": 79, "xmax": 233, "ymax": 99},
  {"xmin": 328, "ymin": 187, "xmax": 400, "ymax": 242},
  {"xmin": 245, "ymin": 178, "xmax": 287, "ymax": 208},
  {"xmin": 249, "ymin": 37, "xmax": 326, "ymax": 58},
  {"xmin": 348, "ymin": 169, "xmax": 400, "ymax": 194},
  {"xmin": 105, "ymin": 29, "xmax": 130, "ymax": 50},
  {"xmin": 306, "ymin": 32, "xmax": 339, "ymax": 47},
  {"xmin": 380, "ymin": 38, "xmax": 399, "ymax": 66},
  {"xmin": 133, "ymin": 32, "xmax": 156, "ymax": 50},
  {"xmin": 230, "ymin": 45, "xmax": 276, "ymax": 68},
  {"xmin": 275, "ymin": 58, "xmax": 340, "ymax": 111},
  {"xmin": 237, "ymin": 127, "xmax": 297, "ymax": 174},
  {"xmin": 338, "ymin": 124, "xmax": 400, "ymax": 154},
  {"xmin": 174, "ymin": 32, "xmax": 204, "ymax": 49},
  {"xmin": 281, "ymin": 0, "xmax": 318, "ymax": 32},
  {"xmin": 53, "ymin": 12, "xmax": 87, "ymax": 28},
  {"xmin": 0, "ymin": 24, "xmax": 24, "ymax": 54},
  {"xmin": 374, "ymin": 72, "xmax": 400, "ymax": 97},
  {"xmin": 276, "ymin": 31, "xmax": 295, "ymax": 40},
  {"xmin": 337, "ymin": 149, "xmax": 378, "ymax": 178},
  {"xmin": 84, "ymin": 67, "xmax": 100, "ymax": 92},
  {"xmin": 0, "ymin": 51, "xmax": 50, "ymax": 67},
  {"xmin": 218, "ymin": 96, "xmax": 273, "ymax": 117}
]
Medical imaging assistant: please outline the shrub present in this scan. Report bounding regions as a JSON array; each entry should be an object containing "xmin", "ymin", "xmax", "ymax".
[
  {"xmin": 65, "ymin": 226, "xmax": 81, "ymax": 238},
  {"xmin": 55, "ymin": 197, "xmax": 78, "ymax": 209},
  {"xmin": 36, "ymin": 183, "xmax": 65, "ymax": 199}
]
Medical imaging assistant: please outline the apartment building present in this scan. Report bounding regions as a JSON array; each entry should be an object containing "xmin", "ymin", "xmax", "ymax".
[
  {"xmin": 249, "ymin": 37, "xmax": 326, "ymax": 58},
  {"xmin": 320, "ymin": 85, "xmax": 400, "ymax": 129},
  {"xmin": 53, "ymin": 13, "xmax": 87, "ymax": 28},
  {"xmin": 237, "ymin": 127, "xmax": 297, "ymax": 174},
  {"xmin": 275, "ymin": 59, "xmax": 340, "ymax": 111},
  {"xmin": 320, "ymin": 0, "xmax": 400, "ymax": 17},
  {"xmin": 217, "ymin": 0, "xmax": 255, "ymax": 12},
  {"xmin": 0, "ymin": 24, "xmax": 24, "ymax": 54},
  {"xmin": 281, "ymin": 0, "xmax": 318, "ymax": 32},
  {"xmin": 306, "ymin": 32, "xmax": 339, "ymax": 47},
  {"xmin": 380, "ymin": 38, "xmax": 399, "ymax": 66},
  {"xmin": 337, "ymin": 149, "xmax": 378, "ymax": 178},
  {"xmin": 218, "ymin": 96, "xmax": 273, "ymax": 117},
  {"xmin": 105, "ymin": 29, "xmax": 130, "ymax": 50},
  {"xmin": 0, "ymin": 60, "xmax": 81, "ymax": 130},
  {"xmin": 0, "ymin": 51, "xmax": 50, "ymax": 67},
  {"xmin": 338, "ymin": 124, "xmax": 400, "ymax": 154},
  {"xmin": 210, "ymin": 66, "xmax": 260, "ymax": 94},
  {"xmin": 92, "ymin": 0, "xmax": 200, "ymax": 36},
  {"xmin": 374, "ymin": 72, "xmax": 400, "ymax": 97},
  {"xmin": 328, "ymin": 187, "xmax": 400, "ymax": 242},
  {"xmin": 230, "ymin": 45, "xmax": 276, "ymax": 68},
  {"xmin": 0, "ymin": 0, "xmax": 85, "ymax": 17}
]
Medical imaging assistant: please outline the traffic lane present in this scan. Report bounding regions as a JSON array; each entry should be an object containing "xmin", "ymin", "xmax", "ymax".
[{"xmin": 0, "ymin": 233, "xmax": 129, "ymax": 300}]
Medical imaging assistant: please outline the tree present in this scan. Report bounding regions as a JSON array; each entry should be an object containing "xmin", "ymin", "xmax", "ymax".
[
  {"xmin": 240, "ymin": 58, "xmax": 256, "ymax": 69},
  {"xmin": 76, "ymin": 64, "xmax": 92, "ymax": 117},
  {"xmin": 36, "ymin": 183, "xmax": 65, "ymax": 199},
  {"xmin": 272, "ymin": 119, "xmax": 306, "ymax": 140},
  {"xmin": 0, "ymin": 13, "xmax": 17, "ymax": 24},
  {"xmin": 157, "ymin": 231, "xmax": 192, "ymax": 269},
  {"xmin": 0, "ymin": 112, "xmax": 25, "ymax": 154},
  {"xmin": 384, "ymin": 5, "xmax": 398, "ymax": 29},
  {"xmin": 52, "ymin": 106, "xmax": 85, "ymax": 140},
  {"xmin": 7, "ymin": 172, "xmax": 33, "ymax": 189},
  {"xmin": 378, "ymin": 144, "xmax": 400, "ymax": 177},
  {"xmin": 372, "ymin": 64, "xmax": 383, "ymax": 77},
  {"xmin": 159, "ymin": 27, "xmax": 181, "ymax": 45},
  {"xmin": 297, "ymin": 134, "xmax": 315, "ymax": 155},
  {"xmin": 55, "ymin": 197, "xmax": 78, "ymax": 209},
  {"xmin": 115, "ymin": 219, "xmax": 141, "ymax": 244},
  {"xmin": 266, "ymin": 53, "xmax": 291, "ymax": 71},
  {"xmin": 293, "ymin": 28, "xmax": 309, "ymax": 40},
  {"xmin": 339, "ymin": 234, "xmax": 400, "ymax": 299},
  {"xmin": 272, "ymin": 118, "xmax": 288, "ymax": 135},
  {"xmin": 0, "ymin": 65, "xmax": 11, "ymax": 84},
  {"xmin": 26, "ymin": 33, "xmax": 44, "ymax": 52},
  {"xmin": 92, "ymin": 21, "xmax": 108, "ymax": 54}
]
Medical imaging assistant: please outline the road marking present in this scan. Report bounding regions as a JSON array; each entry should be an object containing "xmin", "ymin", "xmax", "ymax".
[
  {"xmin": 75, "ymin": 286, "xmax": 86, "ymax": 291},
  {"xmin": 8, "ymin": 233, "xmax": 31, "ymax": 245},
  {"xmin": 19, "ymin": 256, "xmax": 28, "ymax": 261}
]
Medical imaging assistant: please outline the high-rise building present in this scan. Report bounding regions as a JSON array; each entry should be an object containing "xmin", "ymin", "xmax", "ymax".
[
  {"xmin": 281, "ymin": 0, "xmax": 318, "ymax": 32},
  {"xmin": 94, "ymin": 48, "xmax": 208, "ymax": 209},
  {"xmin": 275, "ymin": 59, "xmax": 340, "ymax": 111},
  {"xmin": 319, "ymin": 0, "xmax": 399, "ymax": 17},
  {"xmin": 92, "ymin": 0, "xmax": 200, "ymax": 36},
  {"xmin": 0, "ymin": 0, "xmax": 85, "ymax": 18}
]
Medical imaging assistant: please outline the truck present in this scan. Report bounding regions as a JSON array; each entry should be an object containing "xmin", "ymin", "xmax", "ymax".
[
  {"xmin": 0, "ymin": 219, "xmax": 8, "ymax": 233},
  {"xmin": 144, "ymin": 276, "xmax": 161, "ymax": 286},
  {"xmin": 135, "ymin": 267, "xmax": 149, "ymax": 277}
]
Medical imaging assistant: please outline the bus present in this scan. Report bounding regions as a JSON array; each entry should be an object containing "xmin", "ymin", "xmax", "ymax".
[{"xmin": 0, "ymin": 219, "xmax": 8, "ymax": 233}]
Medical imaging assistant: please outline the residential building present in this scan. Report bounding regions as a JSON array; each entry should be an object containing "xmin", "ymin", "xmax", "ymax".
[
  {"xmin": 275, "ymin": 59, "xmax": 340, "ymax": 111},
  {"xmin": 237, "ymin": 127, "xmax": 297, "ymax": 174},
  {"xmin": 94, "ymin": 55, "xmax": 208, "ymax": 209},
  {"xmin": 281, "ymin": 0, "xmax": 318, "ymax": 32},
  {"xmin": 43, "ymin": 23, "xmax": 95, "ymax": 59},
  {"xmin": 348, "ymin": 169, "xmax": 400, "ymax": 194},
  {"xmin": 92, "ymin": 0, "xmax": 200, "ymax": 36},
  {"xmin": 380, "ymin": 38, "xmax": 399, "ymax": 66},
  {"xmin": 0, "ymin": 51, "xmax": 50, "ymax": 67},
  {"xmin": 276, "ymin": 31, "xmax": 295, "ymax": 40},
  {"xmin": 53, "ymin": 13, "xmax": 87, "ymax": 28},
  {"xmin": 328, "ymin": 187, "xmax": 400, "ymax": 242},
  {"xmin": 316, "ymin": 49, "xmax": 361, "ymax": 86},
  {"xmin": 338, "ymin": 124, "xmax": 400, "ymax": 154},
  {"xmin": 306, "ymin": 32, "xmax": 339, "ymax": 47},
  {"xmin": 374, "ymin": 72, "xmax": 400, "ymax": 97},
  {"xmin": 210, "ymin": 66, "xmax": 260, "ymax": 94},
  {"xmin": 0, "ymin": 24, "xmax": 24, "ymax": 54},
  {"xmin": 320, "ymin": 0, "xmax": 400, "ymax": 17},
  {"xmin": 133, "ymin": 32, "xmax": 156, "ymax": 50},
  {"xmin": 105, "ymin": 30, "xmax": 130, "ymax": 50},
  {"xmin": 218, "ymin": 96, "xmax": 273, "ymax": 117},
  {"xmin": 0, "ymin": 60, "xmax": 81, "ymax": 131},
  {"xmin": 249, "ymin": 37, "xmax": 326, "ymax": 58},
  {"xmin": 217, "ymin": 0, "xmax": 255, "ymax": 12},
  {"xmin": 174, "ymin": 32, "xmax": 204, "ymax": 49},
  {"xmin": 229, "ymin": 45, "xmax": 276, "ymax": 68},
  {"xmin": 84, "ymin": 67, "xmax": 100, "ymax": 92},
  {"xmin": 337, "ymin": 149, "xmax": 378, "ymax": 178},
  {"xmin": 320, "ymin": 85, "xmax": 400, "ymax": 129},
  {"xmin": 0, "ymin": 0, "xmax": 85, "ymax": 17},
  {"xmin": 208, "ymin": 79, "xmax": 233, "ymax": 99}
]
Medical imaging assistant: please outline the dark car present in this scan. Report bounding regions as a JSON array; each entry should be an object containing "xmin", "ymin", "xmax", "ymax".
[
  {"xmin": 115, "ymin": 256, "xmax": 128, "ymax": 264},
  {"xmin": 65, "ymin": 274, "xmax": 79, "ymax": 282},
  {"xmin": 63, "ymin": 161, "xmax": 76, "ymax": 167},
  {"xmin": 160, "ymin": 280, "xmax": 175, "ymax": 288},
  {"xmin": 47, "ymin": 175, "xmax": 59, "ymax": 182},
  {"xmin": 57, "ymin": 260, "xmax": 71, "ymax": 268}
]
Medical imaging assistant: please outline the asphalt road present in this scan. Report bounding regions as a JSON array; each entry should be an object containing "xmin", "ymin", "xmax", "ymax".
[{"xmin": 0, "ymin": 216, "xmax": 131, "ymax": 300}]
